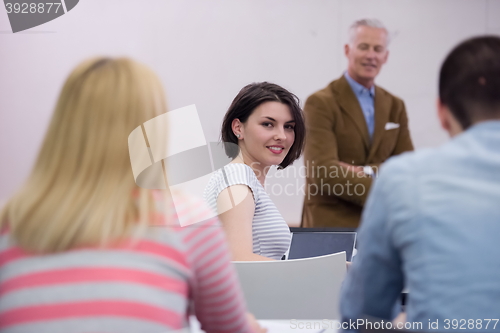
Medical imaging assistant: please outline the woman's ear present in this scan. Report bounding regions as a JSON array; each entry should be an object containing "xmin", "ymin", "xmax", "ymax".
[{"xmin": 231, "ymin": 118, "xmax": 243, "ymax": 139}]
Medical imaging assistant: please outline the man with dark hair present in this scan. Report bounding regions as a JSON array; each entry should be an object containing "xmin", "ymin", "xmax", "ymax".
[
  {"xmin": 340, "ymin": 36, "xmax": 500, "ymax": 331},
  {"xmin": 301, "ymin": 19, "xmax": 413, "ymax": 228}
]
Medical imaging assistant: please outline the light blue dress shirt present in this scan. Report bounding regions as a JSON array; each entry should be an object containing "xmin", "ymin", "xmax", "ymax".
[
  {"xmin": 344, "ymin": 72, "xmax": 375, "ymax": 138},
  {"xmin": 340, "ymin": 120, "xmax": 500, "ymax": 331}
]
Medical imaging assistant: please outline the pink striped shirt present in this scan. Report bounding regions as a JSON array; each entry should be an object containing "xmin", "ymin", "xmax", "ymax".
[{"xmin": 0, "ymin": 194, "xmax": 253, "ymax": 333}]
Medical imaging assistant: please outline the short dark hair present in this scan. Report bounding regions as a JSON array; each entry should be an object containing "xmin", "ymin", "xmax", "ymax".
[
  {"xmin": 439, "ymin": 36, "xmax": 500, "ymax": 129},
  {"xmin": 221, "ymin": 82, "xmax": 305, "ymax": 169}
]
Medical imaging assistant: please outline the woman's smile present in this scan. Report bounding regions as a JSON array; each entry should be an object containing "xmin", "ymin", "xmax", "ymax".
[{"xmin": 266, "ymin": 145, "xmax": 285, "ymax": 154}]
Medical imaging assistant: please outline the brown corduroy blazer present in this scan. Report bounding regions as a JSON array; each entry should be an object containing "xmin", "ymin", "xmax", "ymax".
[{"xmin": 301, "ymin": 76, "xmax": 414, "ymax": 228}]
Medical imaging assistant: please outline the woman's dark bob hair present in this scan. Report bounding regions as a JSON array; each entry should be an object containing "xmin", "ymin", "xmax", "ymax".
[{"xmin": 221, "ymin": 82, "xmax": 305, "ymax": 169}]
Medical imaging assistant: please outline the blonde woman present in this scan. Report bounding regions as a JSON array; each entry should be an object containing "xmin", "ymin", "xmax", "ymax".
[{"xmin": 0, "ymin": 58, "xmax": 258, "ymax": 333}]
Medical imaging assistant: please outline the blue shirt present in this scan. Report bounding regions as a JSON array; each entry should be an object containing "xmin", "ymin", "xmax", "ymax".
[
  {"xmin": 344, "ymin": 72, "xmax": 375, "ymax": 138},
  {"xmin": 340, "ymin": 121, "xmax": 500, "ymax": 331}
]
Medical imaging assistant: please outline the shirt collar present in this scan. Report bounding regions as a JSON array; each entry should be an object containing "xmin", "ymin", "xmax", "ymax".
[{"xmin": 344, "ymin": 72, "xmax": 375, "ymax": 97}]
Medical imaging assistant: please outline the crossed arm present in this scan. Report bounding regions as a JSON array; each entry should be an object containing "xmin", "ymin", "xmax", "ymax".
[
  {"xmin": 304, "ymin": 95, "xmax": 374, "ymax": 206},
  {"xmin": 304, "ymin": 94, "xmax": 413, "ymax": 207}
]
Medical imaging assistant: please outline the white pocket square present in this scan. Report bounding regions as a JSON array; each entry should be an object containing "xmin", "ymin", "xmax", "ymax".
[{"xmin": 385, "ymin": 122, "xmax": 400, "ymax": 130}]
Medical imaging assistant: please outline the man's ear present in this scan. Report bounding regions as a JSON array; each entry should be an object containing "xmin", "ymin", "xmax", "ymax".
[
  {"xmin": 344, "ymin": 44, "xmax": 350, "ymax": 57},
  {"xmin": 437, "ymin": 99, "xmax": 451, "ymax": 133},
  {"xmin": 382, "ymin": 49, "xmax": 389, "ymax": 64},
  {"xmin": 437, "ymin": 99, "xmax": 463, "ymax": 137}
]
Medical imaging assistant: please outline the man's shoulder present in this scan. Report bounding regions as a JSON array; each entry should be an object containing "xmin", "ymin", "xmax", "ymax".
[
  {"xmin": 305, "ymin": 77, "xmax": 344, "ymax": 105},
  {"xmin": 375, "ymin": 84, "xmax": 405, "ymax": 106},
  {"xmin": 308, "ymin": 79, "xmax": 336, "ymax": 97}
]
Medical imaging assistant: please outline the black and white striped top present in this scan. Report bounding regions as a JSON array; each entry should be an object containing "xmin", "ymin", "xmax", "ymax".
[{"xmin": 203, "ymin": 163, "xmax": 291, "ymax": 260}]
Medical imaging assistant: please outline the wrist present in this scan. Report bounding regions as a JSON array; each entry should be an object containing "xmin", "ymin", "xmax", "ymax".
[{"xmin": 363, "ymin": 165, "xmax": 374, "ymax": 178}]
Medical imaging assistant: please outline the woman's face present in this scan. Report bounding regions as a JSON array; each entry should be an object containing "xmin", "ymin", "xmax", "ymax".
[{"xmin": 236, "ymin": 101, "xmax": 295, "ymax": 169}]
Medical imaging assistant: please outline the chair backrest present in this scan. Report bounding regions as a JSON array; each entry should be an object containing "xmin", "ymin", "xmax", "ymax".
[{"xmin": 233, "ymin": 251, "xmax": 346, "ymax": 320}]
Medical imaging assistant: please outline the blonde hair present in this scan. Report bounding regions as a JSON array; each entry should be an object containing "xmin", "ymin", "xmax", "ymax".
[{"xmin": 0, "ymin": 57, "xmax": 168, "ymax": 253}]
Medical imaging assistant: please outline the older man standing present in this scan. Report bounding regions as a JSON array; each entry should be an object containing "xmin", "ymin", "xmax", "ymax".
[
  {"xmin": 340, "ymin": 35, "xmax": 500, "ymax": 331},
  {"xmin": 301, "ymin": 19, "xmax": 413, "ymax": 228}
]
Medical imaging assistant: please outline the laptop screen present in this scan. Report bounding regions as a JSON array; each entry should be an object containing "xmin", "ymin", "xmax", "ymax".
[{"xmin": 287, "ymin": 232, "xmax": 357, "ymax": 261}]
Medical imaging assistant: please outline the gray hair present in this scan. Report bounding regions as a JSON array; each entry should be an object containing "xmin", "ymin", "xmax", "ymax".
[{"xmin": 348, "ymin": 18, "xmax": 390, "ymax": 46}]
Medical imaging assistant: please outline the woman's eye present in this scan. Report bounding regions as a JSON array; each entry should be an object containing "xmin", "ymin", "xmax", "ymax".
[
  {"xmin": 285, "ymin": 125, "xmax": 295, "ymax": 130},
  {"xmin": 262, "ymin": 122, "xmax": 273, "ymax": 127}
]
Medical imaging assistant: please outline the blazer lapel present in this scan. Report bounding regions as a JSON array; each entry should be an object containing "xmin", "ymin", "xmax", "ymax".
[
  {"xmin": 334, "ymin": 76, "xmax": 370, "ymax": 150},
  {"xmin": 366, "ymin": 85, "xmax": 391, "ymax": 162}
]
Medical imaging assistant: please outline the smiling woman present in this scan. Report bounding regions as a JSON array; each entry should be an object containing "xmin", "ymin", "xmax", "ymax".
[{"xmin": 203, "ymin": 82, "xmax": 305, "ymax": 261}]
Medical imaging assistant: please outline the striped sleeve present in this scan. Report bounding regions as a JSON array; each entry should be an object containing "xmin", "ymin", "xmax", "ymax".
[
  {"xmin": 220, "ymin": 164, "xmax": 260, "ymax": 202},
  {"xmin": 177, "ymin": 198, "xmax": 254, "ymax": 333},
  {"xmin": 205, "ymin": 164, "xmax": 260, "ymax": 207}
]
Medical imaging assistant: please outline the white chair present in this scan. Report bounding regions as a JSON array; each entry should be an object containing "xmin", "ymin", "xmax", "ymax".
[{"xmin": 233, "ymin": 251, "xmax": 347, "ymax": 320}]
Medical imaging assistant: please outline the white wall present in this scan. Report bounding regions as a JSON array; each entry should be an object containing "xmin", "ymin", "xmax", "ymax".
[{"xmin": 1, "ymin": 0, "xmax": 499, "ymax": 225}]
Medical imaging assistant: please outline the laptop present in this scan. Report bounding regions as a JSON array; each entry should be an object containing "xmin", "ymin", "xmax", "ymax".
[{"xmin": 287, "ymin": 229, "xmax": 357, "ymax": 261}]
